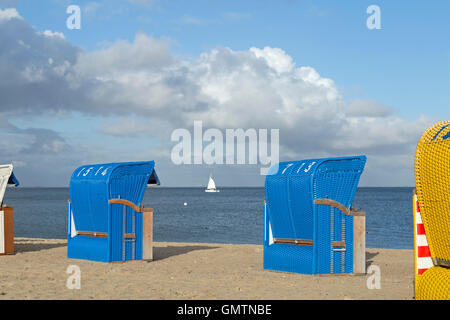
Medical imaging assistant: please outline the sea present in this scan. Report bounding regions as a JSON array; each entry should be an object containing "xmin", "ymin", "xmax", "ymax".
[{"xmin": 3, "ymin": 187, "xmax": 414, "ymax": 249}]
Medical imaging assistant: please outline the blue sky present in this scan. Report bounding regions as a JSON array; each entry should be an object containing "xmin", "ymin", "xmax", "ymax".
[
  {"xmin": 14, "ymin": 0, "xmax": 450, "ymax": 119},
  {"xmin": 0, "ymin": 0, "xmax": 449, "ymax": 186}
]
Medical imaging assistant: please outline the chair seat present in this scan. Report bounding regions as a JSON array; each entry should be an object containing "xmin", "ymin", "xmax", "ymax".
[
  {"xmin": 416, "ymin": 266, "xmax": 450, "ymax": 300},
  {"xmin": 264, "ymin": 243, "xmax": 314, "ymax": 274}
]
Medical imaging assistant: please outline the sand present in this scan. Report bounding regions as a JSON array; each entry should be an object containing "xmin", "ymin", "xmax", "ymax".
[{"xmin": 0, "ymin": 238, "xmax": 414, "ymax": 300}]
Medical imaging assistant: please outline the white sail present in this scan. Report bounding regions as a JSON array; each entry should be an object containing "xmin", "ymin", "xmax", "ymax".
[
  {"xmin": 205, "ymin": 175, "xmax": 219, "ymax": 192},
  {"xmin": 207, "ymin": 176, "xmax": 216, "ymax": 190}
]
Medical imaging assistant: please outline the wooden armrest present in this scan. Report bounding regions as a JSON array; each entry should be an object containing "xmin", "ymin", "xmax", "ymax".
[
  {"xmin": 274, "ymin": 238, "xmax": 313, "ymax": 246},
  {"xmin": 108, "ymin": 198, "xmax": 142, "ymax": 212},
  {"xmin": 77, "ymin": 231, "xmax": 108, "ymax": 238},
  {"xmin": 274, "ymin": 238, "xmax": 346, "ymax": 248},
  {"xmin": 314, "ymin": 198, "xmax": 365, "ymax": 217}
]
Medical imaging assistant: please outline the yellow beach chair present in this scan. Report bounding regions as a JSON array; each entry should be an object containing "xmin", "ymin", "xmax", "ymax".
[{"xmin": 414, "ymin": 120, "xmax": 450, "ymax": 300}]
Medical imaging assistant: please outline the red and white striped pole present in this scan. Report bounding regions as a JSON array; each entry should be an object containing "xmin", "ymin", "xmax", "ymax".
[{"xmin": 414, "ymin": 191, "xmax": 433, "ymax": 276}]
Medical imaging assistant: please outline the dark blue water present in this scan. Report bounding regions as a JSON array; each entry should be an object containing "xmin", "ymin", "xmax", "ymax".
[{"xmin": 2, "ymin": 187, "xmax": 414, "ymax": 249}]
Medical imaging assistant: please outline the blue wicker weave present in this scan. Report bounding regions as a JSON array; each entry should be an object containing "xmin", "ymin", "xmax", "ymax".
[
  {"xmin": 67, "ymin": 161, "xmax": 159, "ymax": 262},
  {"xmin": 264, "ymin": 156, "xmax": 366, "ymax": 274}
]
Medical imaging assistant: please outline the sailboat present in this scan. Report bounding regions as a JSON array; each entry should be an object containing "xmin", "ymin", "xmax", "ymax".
[{"xmin": 205, "ymin": 175, "xmax": 220, "ymax": 192}]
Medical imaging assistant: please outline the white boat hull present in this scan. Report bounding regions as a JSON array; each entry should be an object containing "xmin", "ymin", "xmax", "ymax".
[{"xmin": 205, "ymin": 189, "xmax": 220, "ymax": 192}]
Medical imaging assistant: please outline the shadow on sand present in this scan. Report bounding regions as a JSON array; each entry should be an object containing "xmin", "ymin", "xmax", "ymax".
[
  {"xmin": 14, "ymin": 239, "xmax": 67, "ymax": 253},
  {"xmin": 152, "ymin": 245, "xmax": 219, "ymax": 261},
  {"xmin": 366, "ymin": 251, "xmax": 379, "ymax": 269},
  {"xmin": 12, "ymin": 239, "xmax": 219, "ymax": 261}
]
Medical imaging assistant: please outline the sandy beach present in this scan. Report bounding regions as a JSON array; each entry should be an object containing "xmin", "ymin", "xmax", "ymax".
[{"xmin": 0, "ymin": 238, "xmax": 414, "ymax": 300}]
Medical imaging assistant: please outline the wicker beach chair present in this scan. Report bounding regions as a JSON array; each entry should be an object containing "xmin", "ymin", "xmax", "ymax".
[
  {"xmin": 264, "ymin": 156, "xmax": 366, "ymax": 275},
  {"xmin": 67, "ymin": 161, "xmax": 159, "ymax": 262},
  {"xmin": 0, "ymin": 164, "xmax": 19, "ymax": 256},
  {"xmin": 414, "ymin": 121, "xmax": 450, "ymax": 300}
]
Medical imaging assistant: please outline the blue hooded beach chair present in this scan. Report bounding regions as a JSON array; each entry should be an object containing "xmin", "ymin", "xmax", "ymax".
[
  {"xmin": 67, "ymin": 161, "xmax": 160, "ymax": 262},
  {"xmin": 264, "ymin": 156, "xmax": 366, "ymax": 275}
]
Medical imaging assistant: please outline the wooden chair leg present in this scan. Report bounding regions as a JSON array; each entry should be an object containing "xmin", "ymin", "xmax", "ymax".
[
  {"xmin": 142, "ymin": 208, "xmax": 153, "ymax": 261},
  {"xmin": 353, "ymin": 215, "xmax": 366, "ymax": 274}
]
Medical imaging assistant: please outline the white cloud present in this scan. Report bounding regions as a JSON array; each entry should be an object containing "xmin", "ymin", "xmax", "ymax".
[
  {"xmin": 0, "ymin": 7, "xmax": 21, "ymax": 21},
  {"xmin": 250, "ymin": 47, "xmax": 294, "ymax": 73},
  {"xmin": 0, "ymin": 9, "xmax": 435, "ymax": 186},
  {"xmin": 72, "ymin": 36, "xmax": 431, "ymax": 173},
  {"xmin": 42, "ymin": 29, "xmax": 65, "ymax": 39},
  {"xmin": 99, "ymin": 116, "xmax": 153, "ymax": 137},
  {"xmin": 346, "ymin": 99, "xmax": 392, "ymax": 118},
  {"xmin": 76, "ymin": 31, "xmax": 173, "ymax": 77}
]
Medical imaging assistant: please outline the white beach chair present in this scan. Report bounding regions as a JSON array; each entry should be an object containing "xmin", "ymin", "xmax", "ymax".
[{"xmin": 0, "ymin": 164, "xmax": 19, "ymax": 255}]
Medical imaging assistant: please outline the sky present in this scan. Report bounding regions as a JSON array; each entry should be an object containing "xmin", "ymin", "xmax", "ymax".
[{"xmin": 0, "ymin": 0, "xmax": 449, "ymax": 187}]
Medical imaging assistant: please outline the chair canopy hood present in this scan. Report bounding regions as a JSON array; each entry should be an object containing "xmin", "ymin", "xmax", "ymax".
[
  {"xmin": 69, "ymin": 161, "xmax": 158, "ymax": 234},
  {"xmin": 0, "ymin": 164, "xmax": 19, "ymax": 205}
]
